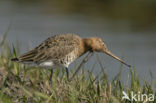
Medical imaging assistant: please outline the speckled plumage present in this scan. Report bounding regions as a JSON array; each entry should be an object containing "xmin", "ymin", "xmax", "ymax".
[
  {"xmin": 11, "ymin": 33, "xmax": 131, "ymax": 68},
  {"xmin": 14, "ymin": 34, "xmax": 85, "ymax": 68},
  {"xmin": 11, "ymin": 33, "xmax": 131, "ymax": 82}
]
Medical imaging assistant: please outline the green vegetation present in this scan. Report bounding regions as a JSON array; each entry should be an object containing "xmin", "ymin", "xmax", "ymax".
[{"xmin": 0, "ymin": 30, "xmax": 155, "ymax": 103}]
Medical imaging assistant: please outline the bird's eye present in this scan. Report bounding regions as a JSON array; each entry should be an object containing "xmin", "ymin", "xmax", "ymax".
[
  {"xmin": 101, "ymin": 40, "xmax": 104, "ymax": 44},
  {"xmin": 101, "ymin": 40, "xmax": 106, "ymax": 46}
]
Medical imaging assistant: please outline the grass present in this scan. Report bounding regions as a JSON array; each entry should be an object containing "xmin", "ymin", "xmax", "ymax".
[{"xmin": 0, "ymin": 30, "xmax": 155, "ymax": 103}]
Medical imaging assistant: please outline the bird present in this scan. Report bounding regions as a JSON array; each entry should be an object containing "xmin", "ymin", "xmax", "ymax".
[{"xmin": 11, "ymin": 33, "xmax": 131, "ymax": 83}]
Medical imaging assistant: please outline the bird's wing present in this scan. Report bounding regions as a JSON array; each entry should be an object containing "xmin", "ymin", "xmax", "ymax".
[{"xmin": 18, "ymin": 34, "xmax": 81, "ymax": 63}]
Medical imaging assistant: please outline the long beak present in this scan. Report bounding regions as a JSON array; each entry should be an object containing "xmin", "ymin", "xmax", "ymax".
[{"xmin": 104, "ymin": 50, "xmax": 131, "ymax": 68}]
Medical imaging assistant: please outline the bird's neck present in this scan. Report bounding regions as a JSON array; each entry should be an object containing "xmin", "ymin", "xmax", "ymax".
[{"xmin": 80, "ymin": 38, "xmax": 93, "ymax": 54}]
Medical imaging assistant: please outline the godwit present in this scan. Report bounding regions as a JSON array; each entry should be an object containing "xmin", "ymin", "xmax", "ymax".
[{"xmin": 11, "ymin": 34, "xmax": 131, "ymax": 83}]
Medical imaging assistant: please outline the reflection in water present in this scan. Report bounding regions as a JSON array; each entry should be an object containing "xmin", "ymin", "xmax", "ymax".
[{"xmin": 0, "ymin": 0, "xmax": 156, "ymax": 84}]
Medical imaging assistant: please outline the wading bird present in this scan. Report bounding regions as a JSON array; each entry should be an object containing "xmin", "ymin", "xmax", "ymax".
[{"xmin": 11, "ymin": 34, "xmax": 131, "ymax": 83}]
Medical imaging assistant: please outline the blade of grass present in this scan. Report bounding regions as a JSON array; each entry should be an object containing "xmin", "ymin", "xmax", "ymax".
[{"xmin": 0, "ymin": 23, "xmax": 11, "ymax": 47}]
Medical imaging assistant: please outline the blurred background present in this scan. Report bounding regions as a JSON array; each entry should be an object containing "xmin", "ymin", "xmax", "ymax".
[{"xmin": 0, "ymin": 0, "xmax": 156, "ymax": 84}]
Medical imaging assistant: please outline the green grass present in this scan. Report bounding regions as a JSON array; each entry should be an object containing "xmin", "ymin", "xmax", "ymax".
[{"xmin": 0, "ymin": 30, "xmax": 155, "ymax": 103}]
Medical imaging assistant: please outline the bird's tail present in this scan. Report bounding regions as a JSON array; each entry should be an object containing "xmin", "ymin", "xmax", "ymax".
[{"xmin": 11, "ymin": 58, "xmax": 19, "ymax": 62}]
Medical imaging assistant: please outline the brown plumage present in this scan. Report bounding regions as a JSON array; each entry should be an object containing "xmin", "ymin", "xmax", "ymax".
[
  {"xmin": 12, "ymin": 34, "xmax": 83, "ymax": 67},
  {"xmin": 11, "ymin": 33, "xmax": 131, "ymax": 82}
]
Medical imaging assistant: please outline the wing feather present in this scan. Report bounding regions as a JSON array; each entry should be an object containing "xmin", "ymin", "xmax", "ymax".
[
  {"xmin": 18, "ymin": 49, "xmax": 37, "ymax": 62},
  {"xmin": 17, "ymin": 34, "xmax": 81, "ymax": 63}
]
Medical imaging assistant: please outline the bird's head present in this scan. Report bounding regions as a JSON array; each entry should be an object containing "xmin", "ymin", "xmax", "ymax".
[
  {"xmin": 84, "ymin": 37, "xmax": 107, "ymax": 52},
  {"xmin": 84, "ymin": 37, "xmax": 131, "ymax": 67}
]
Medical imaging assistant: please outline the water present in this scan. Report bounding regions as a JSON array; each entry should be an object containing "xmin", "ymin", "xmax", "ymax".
[{"xmin": 0, "ymin": 1, "xmax": 156, "ymax": 85}]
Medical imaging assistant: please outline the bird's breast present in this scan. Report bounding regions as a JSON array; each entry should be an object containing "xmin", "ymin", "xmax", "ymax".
[{"xmin": 60, "ymin": 49, "xmax": 79, "ymax": 67}]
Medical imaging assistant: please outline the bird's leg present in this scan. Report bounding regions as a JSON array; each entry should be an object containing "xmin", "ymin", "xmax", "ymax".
[
  {"xmin": 65, "ymin": 67, "xmax": 69, "ymax": 81},
  {"xmin": 49, "ymin": 69, "xmax": 53, "ymax": 85},
  {"xmin": 69, "ymin": 52, "xmax": 94, "ymax": 82}
]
